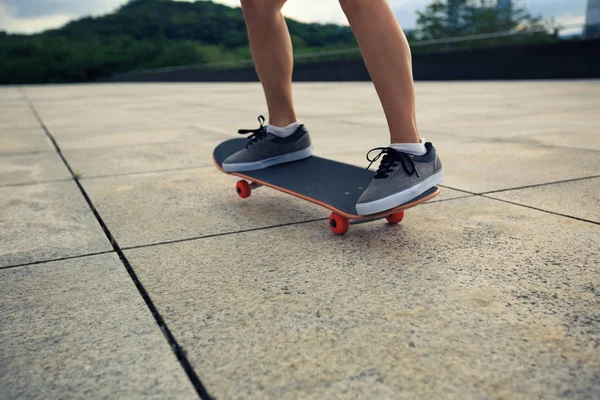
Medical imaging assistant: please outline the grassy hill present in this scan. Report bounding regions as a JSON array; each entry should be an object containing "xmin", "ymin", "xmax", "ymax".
[{"xmin": 0, "ymin": 0, "xmax": 357, "ymax": 84}]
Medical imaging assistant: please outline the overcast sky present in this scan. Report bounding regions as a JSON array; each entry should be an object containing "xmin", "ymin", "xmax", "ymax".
[{"xmin": 0, "ymin": 0, "xmax": 589, "ymax": 34}]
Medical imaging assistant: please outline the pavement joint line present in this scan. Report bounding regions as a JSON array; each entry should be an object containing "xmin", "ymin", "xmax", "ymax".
[
  {"xmin": 0, "ymin": 150, "xmax": 55, "ymax": 158},
  {"xmin": 426, "ymin": 194, "xmax": 475, "ymax": 203},
  {"xmin": 476, "ymin": 126, "xmax": 598, "ymax": 140},
  {"xmin": 480, "ymin": 195, "xmax": 600, "ymax": 226},
  {"xmin": 439, "ymin": 175, "xmax": 600, "ymax": 197},
  {"xmin": 0, "ymin": 125, "xmax": 41, "ymax": 131},
  {"xmin": 120, "ymin": 196, "xmax": 473, "ymax": 252},
  {"xmin": 437, "ymin": 184, "xmax": 477, "ymax": 195},
  {"xmin": 26, "ymin": 98, "xmax": 214, "ymax": 400},
  {"xmin": 480, "ymin": 175, "xmax": 600, "ymax": 195},
  {"xmin": 27, "ymin": 124, "xmax": 224, "ymax": 136},
  {"xmin": 55, "ymin": 136, "xmax": 226, "ymax": 153},
  {"xmin": 121, "ymin": 218, "xmax": 329, "ymax": 252},
  {"xmin": 78, "ymin": 165, "xmax": 213, "ymax": 181},
  {"xmin": 0, "ymin": 103, "xmax": 31, "ymax": 108},
  {"xmin": 360, "ymin": 126, "xmax": 600, "ymax": 154},
  {"xmin": 527, "ymin": 145, "xmax": 600, "ymax": 154},
  {"xmin": 57, "ymin": 141, "xmax": 192, "ymax": 153},
  {"xmin": 0, "ymin": 178, "xmax": 73, "ymax": 189},
  {"xmin": 0, "ymin": 250, "xmax": 116, "ymax": 271},
  {"xmin": 461, "ymin": 137, "xmax": 600, "ymax": 155},
  {"xmin": 436, "ymin": 183, "xmax": 599, "ymax": 225},
  {"xmin": 30, "ymin": 124, "xmax": 187, "ymax": 132}
]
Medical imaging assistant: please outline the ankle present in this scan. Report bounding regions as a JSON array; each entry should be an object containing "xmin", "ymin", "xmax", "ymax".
[
  {"xmin": 390, "ymin": 139, "xmax": 427, "ymax": 156},
  {"xmin": 268, "ymin": 114, "xmax": 297, "ymax": 128},
  {"xmin": 267, "ymin": 121, "xmax": 299, "ymax": 138},
  {"xmin": 390, "ymin": 129, "xmax": 420, "ymax": 144}
]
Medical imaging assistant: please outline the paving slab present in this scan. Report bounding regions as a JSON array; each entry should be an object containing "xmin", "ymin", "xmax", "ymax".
[
  {"xmin": 0, "ymin": 105, "xmax": 40, "ymax": 130},
  {"xmin": 487, "ymin": 177, "xmax": 600, "ymax": 223},
  {"xmin": 0, "ymin": 253, "xmax": 197, "ymax": 399},
  {"xmin": 80, "ymin": 167, "xmax": 324, "ymax": 248},
  {"xmin": 29, "ymin": 88, "xmax": 265, "ymax": 133},
  {"xmin": 325, "ymin": 105, "xmax": 599, "ymax": 139},
  {"xmin": 0, "ymin": 127, "xmax": 54, "ymax": 155},
  {"xmin": 433, "ymin": 140, "xmax": 600, "ymax": 193},
  {"xmin": 124, "ymin": 196, "xmax": 600, "ymax": 399},
  {"xmin": 429, "ymin": 110, "xmax": 599, "ymax": 139},
  {"xmin": 321, "ymin": 81, "xmax": 600, "ymax": 140},
  {"xmin": 22, "ymin": 84, "xmax": 118, "ymax": 102},
  {"xmin": 22, "ymin": 82, "xmax": 259, "ymax": 106},
  {"xmin": 0, "ymin": 152, "xmax": 70, "ymax": 186},
  {"xmin": 63, "ymin": 137, "xmax": 226, "ymax": 179},
  {"xmin": 0, "ymin": 181, "xmax": 112, "ymax": 267},
  {"xmin": 412, "ymin": 80, "xmax": 599, "ymax": 114},
  {"xmin": 0, "ymin": 98, "xmax": 29, "ymax": 108},
  {"xmin": 81, "ymin": 166, "xmax": 467, "ymax": 249},
  {"xmin": 36, "ymin": 106, "xmax": 202, "ymax": 132},
  {"xmin": 4, "ymin": 81, "xmax": 597, "ymax": 399},
  {"xmin": 48, "ymin": 126, "xmax": 222, "ymax": 151},
  {"xmin": 0, "ymin": 87, "xmax": 26, "ymax": 100},
  {"xmin": 512, "ymin": 128, "xmax": 600, "ymax": 151}
]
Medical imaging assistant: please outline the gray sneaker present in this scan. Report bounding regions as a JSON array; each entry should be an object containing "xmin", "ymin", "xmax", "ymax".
[
  {"xmin": 222, "ymin": 116, "xmax": 313, "ymax": 172},
  {"xmin": 355, "ymin": 144, "xmax": 443, "ymax": 215}
]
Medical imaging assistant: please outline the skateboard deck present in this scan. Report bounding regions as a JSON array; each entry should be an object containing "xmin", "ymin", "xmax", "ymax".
[{"xmin": 213, "ymin": 138, "xmax": 439, "ymax": 234}]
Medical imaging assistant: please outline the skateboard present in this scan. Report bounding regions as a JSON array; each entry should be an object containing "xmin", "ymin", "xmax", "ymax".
[{"xmin": 213, "ymin": 138, "xmax": 439, "ymax": 235}]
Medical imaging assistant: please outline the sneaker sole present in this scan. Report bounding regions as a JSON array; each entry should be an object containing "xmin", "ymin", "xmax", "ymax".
[
  {"xmin": 222, "ymin": 146, "xmax": 313, "ymax": 172},
  {"xmin": 355, "ymin": 170, "xmax": 444, "ymax": 216}
]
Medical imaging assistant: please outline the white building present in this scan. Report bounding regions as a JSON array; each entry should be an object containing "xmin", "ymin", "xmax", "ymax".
[{"xmin": 586, "ymin": 0, "xmax": 600, "ymax": 38}]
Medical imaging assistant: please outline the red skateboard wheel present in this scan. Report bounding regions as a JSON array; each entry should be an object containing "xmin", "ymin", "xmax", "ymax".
[
  {"xmin": 386, "ymin": 211, "xmax": 405, "ymax": 224},
  {"xmin": 329, "ymin": 213, "xmax": 350, "ymax": 235},
  {"xmin": 236, "ymin": 180, "xmax": 251, "ymax": 198}
]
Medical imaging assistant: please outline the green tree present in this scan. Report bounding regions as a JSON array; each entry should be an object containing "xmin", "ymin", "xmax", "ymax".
[
  {"xmin": 0, "ymin": 0, "xmax": 358, "ymax": 84},
  {"xmin": 415, "ymin": 0, "xmax": 551, "ymax": 39}
]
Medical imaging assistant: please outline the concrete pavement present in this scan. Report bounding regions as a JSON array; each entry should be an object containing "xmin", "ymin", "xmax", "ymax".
[{"xmin": 1, "ymin": 81, "xmax": 599, "ymax": 399}]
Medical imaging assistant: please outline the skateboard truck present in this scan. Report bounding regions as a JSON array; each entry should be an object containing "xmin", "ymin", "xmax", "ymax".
[
  {"xmin": 329, "ymin": 211, "xmax": 404, "ymax": 235},
  {"xmin": 235, "ymin": 177, "xmax": 406, "ymax": 235}
]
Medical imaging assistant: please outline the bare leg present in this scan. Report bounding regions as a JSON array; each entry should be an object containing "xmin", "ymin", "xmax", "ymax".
[
  {"xmin": 340, "ymin": 0, "xmax": 419, "ymax": 144},
  {"xmin": 241, "ymin": 0, "xmax": 296, "ymax": 127}
]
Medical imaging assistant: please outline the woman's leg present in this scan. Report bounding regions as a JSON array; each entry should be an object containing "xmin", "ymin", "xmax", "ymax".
[
  {"xmin": 222, "ymin": 0, "xmax": 312, "ymax": 172},
  {"xmin": 339, "ymin": 0, "xmax": 420, "ymax": 144},
  {"xmin": 341, "ymin": 0, "xmax": 443, "ymax": 215},
  {"xmin": 241, "ymin": 0, "xmax": 296, "ymax": 127}
]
